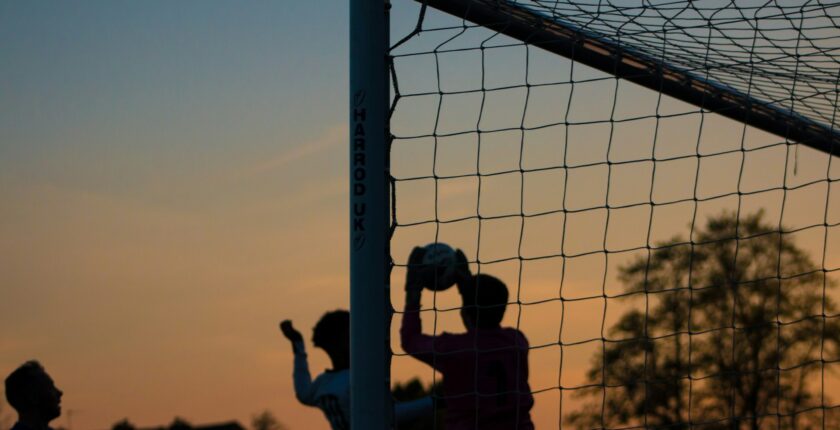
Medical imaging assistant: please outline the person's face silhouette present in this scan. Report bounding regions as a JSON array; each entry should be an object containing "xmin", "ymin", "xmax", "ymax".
[{"xmin": 31, "ymin": 370, "xmax": 62, "ymax": 421}]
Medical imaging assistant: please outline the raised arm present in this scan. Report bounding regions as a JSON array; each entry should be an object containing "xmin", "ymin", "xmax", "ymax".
[
  {"xmin": 280, "ymin": 320, "xmax": 317, "ymax": 405},
  {"xmin": 400, "ymin": 247, "xmax": 472, "ymax": 360},
  {"xmin": 400, "ymin": 247, "xmax": 436, "ymax": 362}
]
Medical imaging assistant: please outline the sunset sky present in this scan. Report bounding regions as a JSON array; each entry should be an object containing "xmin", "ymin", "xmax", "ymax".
[
  {"xmin": 1, "ymin": 2, "xmax": 350, "ymax": 429},
  {"xmin": 2, "ymin": 2, "xmax": 839, "ymax": 430}
]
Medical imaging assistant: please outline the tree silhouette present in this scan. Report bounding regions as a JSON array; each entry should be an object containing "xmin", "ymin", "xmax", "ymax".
[
  {"xmin": 111, "ymin": 419, "xmax": 136, "ymax": 430},
  {"xmin": 392, "ymin": 378, "xmax": 444, "ymax": 430},
  {"xmin": 250, "ymin": 410, "xmax": 286, "ymax": 430},
  {"xmin": 168, "ymin": 417, "xmax": 191, "ymax": 430},
  {"xmin": 568, "ymin": 211, "xmax": 840, "ymax": 430}
]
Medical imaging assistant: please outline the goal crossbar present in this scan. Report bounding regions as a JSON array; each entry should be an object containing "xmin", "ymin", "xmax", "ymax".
[{"xmin": 417, "ymin": 0, "xmax": 840, "ymax": 156}]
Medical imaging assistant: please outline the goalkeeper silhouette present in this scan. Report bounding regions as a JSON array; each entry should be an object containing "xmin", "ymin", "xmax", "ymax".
[
  {"xmin": 280, "ymin": 310, "xmax": 433, "ymax": 430},
  {"xmin": 400, "ymin": 247, "xmax": 535, "ymax": 430}
]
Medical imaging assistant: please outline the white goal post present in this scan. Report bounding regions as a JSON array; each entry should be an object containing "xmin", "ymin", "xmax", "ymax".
[{"xmin": 349, "ymin": 1, "xmax": 391, "ymax": 429}]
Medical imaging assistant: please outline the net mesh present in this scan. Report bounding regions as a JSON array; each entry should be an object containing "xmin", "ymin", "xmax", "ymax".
[
  {"xmin": 387, "ymin": 0, "xmax": 840, "ymax": 428},
  {"xmin": 500, "ymin": 0, "xmax": 840, "ymax": 128}
]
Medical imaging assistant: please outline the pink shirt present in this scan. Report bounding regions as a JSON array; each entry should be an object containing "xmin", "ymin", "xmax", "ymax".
[{"xmin": 401, "ymin": 303, "xmax": 535, "ymax": 430}]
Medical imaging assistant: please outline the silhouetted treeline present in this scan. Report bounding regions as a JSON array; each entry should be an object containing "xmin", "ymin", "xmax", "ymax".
[
  {"xmin": 110, "ymin": 415, "xmax": 274, "ymax": 430},
  {"xmin": 569, "ymin": 211, "xmax": 840, "ymax": 430},
  {"xmin": 393, "ymin": 378, "xmax": 445, "ymax": 430}
]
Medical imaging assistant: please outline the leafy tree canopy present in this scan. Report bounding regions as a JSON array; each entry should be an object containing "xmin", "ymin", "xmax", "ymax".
[{"xmin": 569, "ymin": 211, "xmax": 840, "ymax": 430}]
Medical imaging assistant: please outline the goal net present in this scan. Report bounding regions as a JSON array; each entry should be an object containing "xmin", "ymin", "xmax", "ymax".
[{"xmin": 381, "ymin": 0, "xmax": 840, "ymax": 428}]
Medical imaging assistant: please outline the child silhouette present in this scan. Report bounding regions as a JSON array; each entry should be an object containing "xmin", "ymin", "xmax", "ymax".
[{"xmin": 281, "ymin": 310, "xmax": 433, "ymax": 429}]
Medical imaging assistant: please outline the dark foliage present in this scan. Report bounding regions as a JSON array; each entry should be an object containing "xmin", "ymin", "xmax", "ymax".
[
  {"xmin": 393, "ymin": 377, "xmax": 445, "ymax": 430},
  {"xmin": 568, "ymin": 211, "xmax": 840, "ymax": 430}
]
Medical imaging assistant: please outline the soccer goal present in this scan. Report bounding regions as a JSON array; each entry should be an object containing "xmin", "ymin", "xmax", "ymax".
[{"xmin": 351, "ymin": 0, "xmax": 840, "ymax": 428}]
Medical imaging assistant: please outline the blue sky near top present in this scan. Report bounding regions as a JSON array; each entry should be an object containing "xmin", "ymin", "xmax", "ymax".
[{"xmin": 0, "ymin": 1, "xmax": 347, "ymax": 191}]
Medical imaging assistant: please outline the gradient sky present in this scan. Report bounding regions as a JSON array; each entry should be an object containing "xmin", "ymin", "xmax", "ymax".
[
  {"xmin": 2, "ymin": 2, "xmax": 839, "ymax": 430},
  {"xmin": 1, "ymin": 2, "xmax": 349, "ymax": 429}
]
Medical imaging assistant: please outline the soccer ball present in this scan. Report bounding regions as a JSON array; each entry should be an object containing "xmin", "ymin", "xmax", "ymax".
[{"xmin": 421, "ymin": 242, "xmax": 458, "ymax": 291}]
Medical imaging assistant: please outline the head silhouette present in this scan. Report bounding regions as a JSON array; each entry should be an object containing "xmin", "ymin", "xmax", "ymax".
[
  {"xmin": 5, "ymin": 361, "xmax": 63, "ymax": 425},
  {"xmin": 313, "ymin": 310, "xmax": 350, "ymax": 370},
  {"xmin": 458, "ymin": 274, "xmax": 509, "ymax": 329}
]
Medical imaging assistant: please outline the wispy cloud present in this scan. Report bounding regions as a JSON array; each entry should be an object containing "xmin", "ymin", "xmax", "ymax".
[
  {"xmin": 0, "ymin": 335, "xmax": 47, "ymax": 354},
  {"xmin": 247, "ymin": 124, "xmax": 346, "ymax": 176},
  {"xmin": 438, "ymin": 178, "xmax": 479, "ymax": 200}
]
